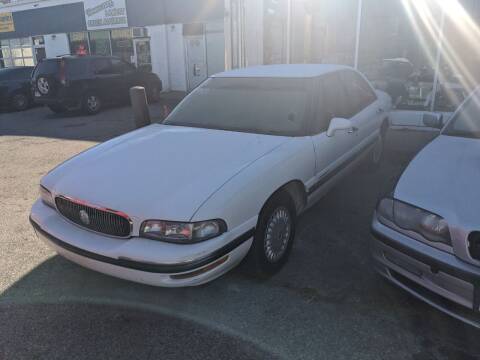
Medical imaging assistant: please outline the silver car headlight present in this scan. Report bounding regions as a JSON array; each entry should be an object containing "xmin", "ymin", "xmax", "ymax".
[
  {"xmin": 377, "ymin": 197, "xmax": 451, "ymax": 245},
  {"xmin": 140, "ymin": 219, "xmax": 227, "ymax": 244},
  {"xmin": 39, "ymin": 185, "xmax": 55, "ymax": 209}
]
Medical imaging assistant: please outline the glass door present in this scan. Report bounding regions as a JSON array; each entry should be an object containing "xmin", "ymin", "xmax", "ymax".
[{"xmin": 133, "ymin": 38, "xmax": 151, "ymax": 70}]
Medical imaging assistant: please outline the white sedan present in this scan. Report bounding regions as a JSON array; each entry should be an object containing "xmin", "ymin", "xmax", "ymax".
[{"xmin": 30, "ymin": 64, "xmax": 391, "ymax": 287}]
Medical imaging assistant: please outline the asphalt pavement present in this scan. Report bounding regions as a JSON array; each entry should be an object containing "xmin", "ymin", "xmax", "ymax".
[{"xmin": 1, "ymin": 101, "xmax": 479, "ymax": 360}]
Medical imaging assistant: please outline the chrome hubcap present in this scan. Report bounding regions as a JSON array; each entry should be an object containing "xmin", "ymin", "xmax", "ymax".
[
  {"xmin": 37, "ymin": 78, "xmax": 49, "ymax": 94},
  {"xmin": 87, "ymin": 95, "xmax": 99, "ymax": 111},
  {"xmin": 264, "ymin": 207, "xmax": 291, "ymax": 263}
]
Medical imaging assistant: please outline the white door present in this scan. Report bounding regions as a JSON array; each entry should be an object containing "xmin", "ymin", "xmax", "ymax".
[
  {"xmin": 310, "ymin": 73, "xmax": 358, "ymax": 191},
  {"xmin": 184, "ymin": 35, "xmax": 207, "ymax": 91}
]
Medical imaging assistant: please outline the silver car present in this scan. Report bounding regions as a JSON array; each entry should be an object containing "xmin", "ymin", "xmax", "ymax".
[{"xmin": 372, "ymin": 88, "xmax": 480, "ymax": 328}]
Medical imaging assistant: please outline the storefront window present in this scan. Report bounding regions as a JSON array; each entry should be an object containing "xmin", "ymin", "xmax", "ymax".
[
  {"xmin": 0, "ymin": 37, "xmax": 34, "ymax": 68},
  {"xmin": 111, "ymin": 28, "xmax": 133, "ymax": 63},
  {"xmin": 69, "ymin": 32, "xmax": 90, "ymax": 56},
  {"xmin": 89, "ymin": 30, "xmax": 112, "ymax": 56}
]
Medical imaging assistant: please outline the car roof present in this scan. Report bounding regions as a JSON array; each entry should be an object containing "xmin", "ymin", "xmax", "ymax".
[
  {"xmin": 42, "ymin": 55, "xmax": 119, "ymax": 61},
  {"xmin": 212, "ymin": 64, "xmax": 351, "ymax": 79}
]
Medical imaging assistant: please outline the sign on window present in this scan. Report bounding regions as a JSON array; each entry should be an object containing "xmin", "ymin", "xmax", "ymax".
[
  {"xmin": 0, "ymin": 12, "xmax": 14, "ymax": 33},
  {"xmin": 83, "ymin": 0, "xmax": 128, "ymax": 31}
]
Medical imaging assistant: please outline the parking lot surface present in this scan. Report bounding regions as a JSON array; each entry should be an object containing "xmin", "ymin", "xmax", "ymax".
[{"xmin": 1, "ymin": 103, "xmax": 479, "ymax": 360}]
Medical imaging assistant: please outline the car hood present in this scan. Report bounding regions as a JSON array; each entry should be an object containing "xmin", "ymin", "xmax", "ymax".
[
  {"xmin": 42, "ymin": 124, "xmax": 288, "ymax": 222},
  {"xmin": 395, "ymin": 134, "xmax": 480, "ymax": 226}
]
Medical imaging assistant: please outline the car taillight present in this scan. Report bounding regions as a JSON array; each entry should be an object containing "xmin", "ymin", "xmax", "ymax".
[{"xmin": 59, "ymin": 59, "xmax": 66, "ymax": 85}]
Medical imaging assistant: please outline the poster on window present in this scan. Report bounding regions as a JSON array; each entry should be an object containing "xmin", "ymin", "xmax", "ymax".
[
  {"xmin": 0, "ymin": 12, "xmax": 14, "ymax": 33},
  {"xmin": 84, "ymin": 0, "xmax": 128, "ymax": 30}
]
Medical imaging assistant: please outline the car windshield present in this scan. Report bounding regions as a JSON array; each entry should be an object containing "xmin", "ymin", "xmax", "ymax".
[
  {"xmin": 163, "ymin": 77, "xmax": 310, "ymax": 136},
  {"xmin": 443, "ymin": 90, "xmax": 480, "ymax": 139}
]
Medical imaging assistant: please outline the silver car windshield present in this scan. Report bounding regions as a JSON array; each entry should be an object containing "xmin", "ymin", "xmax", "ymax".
[
  {"xmin": 163, "ymin": 77, "xmax": 310, "ymax": 136},
  {"xmin": 444, "ymin": 91, "xmax": 480, "ymax": 139}
]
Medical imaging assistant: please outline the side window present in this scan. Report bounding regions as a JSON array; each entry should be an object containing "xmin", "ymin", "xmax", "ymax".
[
  {"xmin": 92, "ymin": 58, "xmax": 112, "ymax": 75},
  {"xmin": 341, "ymin": 70, "xmax": 377, "ymax": 117},
  {"xmin": 111, "ymin": 59, "xmax": 132, "ymax": 74},
  {"xmin": 312, "ymin": 73, "xmax": 351, "ymax": 134}
]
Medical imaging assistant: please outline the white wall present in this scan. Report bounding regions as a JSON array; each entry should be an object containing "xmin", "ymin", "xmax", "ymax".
[
  {"xmin": 166, "ymin": 23, "xmax": 187, "ymax": 92},
  {"xmin": 44, "ymin": 33, "xmax": 70, "ymax": 58},
  {"xmin": 244, "ymin": 0, "xmax": 263, "ymax": 67},
  {"xmin": 147, "ymin": 25, "xmax": 171, "ymax": 92},
  {"xmin": 206, "ymin": 21, "xmax": 225, "ymax": 76}
]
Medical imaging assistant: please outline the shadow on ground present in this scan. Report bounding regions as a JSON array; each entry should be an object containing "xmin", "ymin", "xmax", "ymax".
[
  {"xmin": 1, "ymin": 154, "xmax": 480, "ymax": 359},
  {"xmin": 0, "ymin": 92, "xmax": 184, "ymax": 142}
]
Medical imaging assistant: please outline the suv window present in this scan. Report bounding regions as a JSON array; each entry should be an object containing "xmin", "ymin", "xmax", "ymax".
[
  {"xmin": 111, "ymin": 59, "xmax": 133, "ymax": 74},
  {"xmin": 92, "ymin": 58, "xmax": 113, "ymax": 75},
  {"xmin": 65, "ymin": 59, "xmax": 88, "ymax": 79},
  {"xmin": 33, "ymin": 59, "xmax": 59, "ymax": 78},
  {"xmin": 341, "ymin": 70, "xmax": 377, "ymax": 117}
]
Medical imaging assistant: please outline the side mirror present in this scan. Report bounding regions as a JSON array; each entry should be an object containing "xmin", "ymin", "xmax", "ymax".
[
  {"xmin": 422, "ymin": 113, "xmax": 444, "ymax": 129},
  {"xmin": 327, "ymin": 117, "xmax": 354, "ymax": 137}
]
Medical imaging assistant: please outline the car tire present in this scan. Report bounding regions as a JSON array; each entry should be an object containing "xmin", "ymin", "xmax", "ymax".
[
  {"xmin": 82, "ymin": 92, "xmax": 102, "ymax": 115},
  {"xmin": 10, "ymin": 92, "xmax": 29, "ymax": 111},
  {"xmin": 47, "ymin": 104, "xmax": 68, "ymax": 114},
  {"xmin": 246, "ymin": 190, "xmax": 296, "ymax": 277}
]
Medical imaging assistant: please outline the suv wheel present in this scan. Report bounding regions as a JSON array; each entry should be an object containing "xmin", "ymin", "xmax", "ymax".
[
  {"xmin": 247, "ymin": 190, "xmax": 296, "ymax": 277},
  {"xmin": 83, "ymin": 93, "xmax": 102, "ymax": 115},
  {"xmin": 10, "ymin": 93, "xmax": 29, "ymax": 111},
  {"xmin": 37, "ymin": 77, "xmax": 51, "ymax": 95}
]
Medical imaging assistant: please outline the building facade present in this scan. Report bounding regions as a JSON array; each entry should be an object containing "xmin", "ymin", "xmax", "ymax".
[
  {"xmin": 0, "ymin": 0, "xmax": 226, "ymax": 91},
  {"xmin": 225, "ymin": 0, "xmax": 480, "ymax": 113}
]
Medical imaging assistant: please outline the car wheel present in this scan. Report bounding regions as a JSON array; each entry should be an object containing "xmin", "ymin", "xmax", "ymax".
[
  {"xmin": 82, "ymin": 92, "xmax": 102, "ymax": 115},
  {"xmin": 47, "ymin": 104, "xmax": 68, "ymax": 114},
  {"xmin": 10, "ymin": 93, "xmax": 29, "ymax": 111},
  {"xmin": 247, "ymin": 190, "xmax": 296, "ymax": 277},
  {"xmin": 37, "ymin": 77, "xmax": 51, "ymax": 96}
]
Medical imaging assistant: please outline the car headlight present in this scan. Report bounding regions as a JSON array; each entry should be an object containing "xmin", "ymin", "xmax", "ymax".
[
  {"xmin": 39, "ymin": 185, "xmax": 55, "ymax": 209},
  {"xmin": 140, "ymin": 219, "xmax": 227, "ymax": 244},
  {"xmin": 376, "ymin": 197, "xmax": 451, "ymax": 245}
]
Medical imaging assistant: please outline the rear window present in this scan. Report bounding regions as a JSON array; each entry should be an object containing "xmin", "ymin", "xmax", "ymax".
[
  {"xmin": 33, "ymin": 59, "xmax": 59, "ymax": 78},
  {"xmin": 65, "ymin": 58, "xmax": 89, "ymax": 79}
]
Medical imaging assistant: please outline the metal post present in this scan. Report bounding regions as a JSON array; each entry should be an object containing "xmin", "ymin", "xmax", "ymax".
[
  {"xmin": 130, "ymin": 86, "xmax": 151, "ymax": 128},
  {"xmin": 354, "ymin": 0, "xmax": 363, "ymax": 69},
  {"xmin": 431, "ymin": 7, "xmax": 446, "ymax": 112}
]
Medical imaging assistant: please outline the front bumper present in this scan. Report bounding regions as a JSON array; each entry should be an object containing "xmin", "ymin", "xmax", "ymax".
[
  {"xmin": 30, "ymin": 200, "xmax": 253, "ymax": 287},
  {"xmin": 371, "ymin": 214, "xmax": 480, "ymax": 328}
]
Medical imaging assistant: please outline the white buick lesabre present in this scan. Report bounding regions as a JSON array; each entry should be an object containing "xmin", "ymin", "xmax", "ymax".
[{"xmin": 30, "ymin": 64, "xmax": 391, "ymax": 287}]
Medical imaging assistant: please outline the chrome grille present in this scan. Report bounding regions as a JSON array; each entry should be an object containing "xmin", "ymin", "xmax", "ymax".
[{"xmin": 55, "ymin": 196, "xmax": 131, "ymax": 237}]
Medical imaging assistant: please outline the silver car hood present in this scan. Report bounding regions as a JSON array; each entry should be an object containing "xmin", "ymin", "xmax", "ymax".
[{"xmin": 395, "ymin": 134, "xmax": 480, "ymax": 228}]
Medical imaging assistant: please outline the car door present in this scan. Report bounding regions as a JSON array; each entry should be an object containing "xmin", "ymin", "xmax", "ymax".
[
  {"xmin": 309, "ymin": 72, "xmax": 358, "ymax": 191},
  {"xmin": 340, "ymin": 70, "xmax": 384, "ymax": 153},
  {"xmin": 91, "ymin": 58, "xmax": 126, "ymax": 103}
]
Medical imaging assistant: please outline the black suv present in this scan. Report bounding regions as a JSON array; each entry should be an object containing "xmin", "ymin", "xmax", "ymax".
[
  {"xmin": 32, "ymin": 55, "xmax": 162, "ymax": 115},
  {"xmin": 0, "ymin": 66, "xmax": 34, "ymax": 111}
]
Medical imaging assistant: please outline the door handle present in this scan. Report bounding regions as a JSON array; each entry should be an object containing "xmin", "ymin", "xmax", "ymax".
[{"xmin": 348, "ymin": 126, "xmax": 359, "ymax": 134}]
